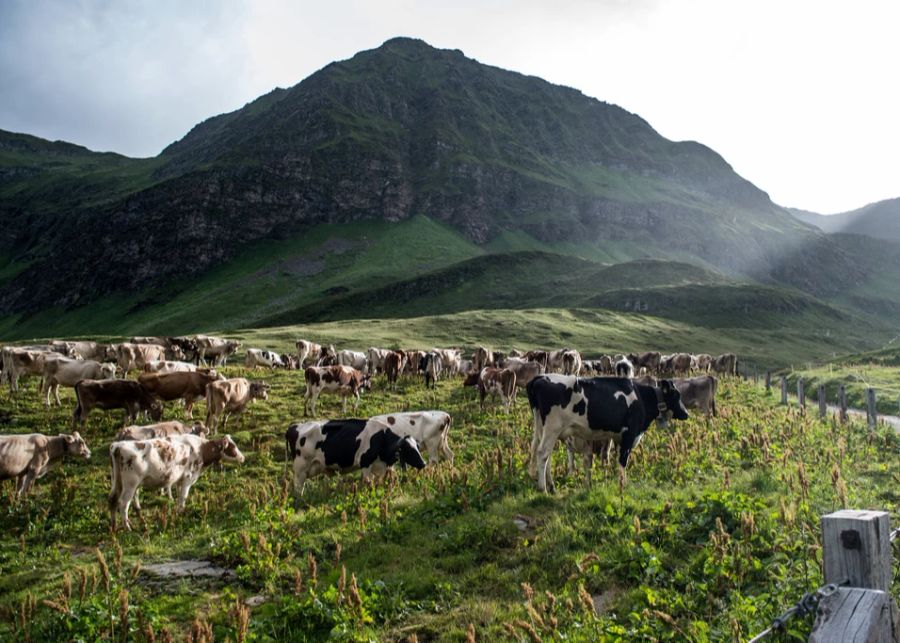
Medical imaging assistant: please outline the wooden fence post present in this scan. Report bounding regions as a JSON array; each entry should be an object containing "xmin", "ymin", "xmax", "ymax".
[
  {"xmin": 781, "ymin": 376, "xmax": 788, "ymax": 405},
  {"xmin": 809, "ymin": 510, "xmax": 897, "ymax": 642},
  {"xmin": 798, "ymin": 377, "xmax": 806, "ymax": 408},
  {"xmin": 765, "ymin": 370, "xmax": 771, "ymax": 392},
  {"xmin": 818, "ymin": 384, "xmax": 826, "ymax": 419},
  {"xmin": 839, "ymin": 384, "xmax": 848, "ymax": 424},
  {"xmin": 866, "ymin": 388, "xmax": 877, "ymax": 428}
]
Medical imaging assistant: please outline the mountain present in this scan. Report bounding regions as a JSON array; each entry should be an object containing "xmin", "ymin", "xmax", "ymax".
[
  {"xmin": 0, "ymin": 37, "xmax": 898, "ymax": 346},
  {"xmin": 789, "ymin": 197, "xmax": 900, "ymax": 241}
]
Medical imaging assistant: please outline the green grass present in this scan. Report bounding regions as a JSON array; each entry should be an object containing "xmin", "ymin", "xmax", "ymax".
[{"xmin": 0, "ymin": 365, "xmax": 897, "ymax": 641}]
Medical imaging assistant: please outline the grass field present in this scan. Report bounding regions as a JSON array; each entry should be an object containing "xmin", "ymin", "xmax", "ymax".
[{"xmin": 0, "ymin": 363, "xmax": 897, "ymax": 641}]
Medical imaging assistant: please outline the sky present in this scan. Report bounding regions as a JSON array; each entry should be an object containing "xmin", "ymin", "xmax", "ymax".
[{"xmin": 0, "ymin": 0, "xmax": 897, "ymax": 214}]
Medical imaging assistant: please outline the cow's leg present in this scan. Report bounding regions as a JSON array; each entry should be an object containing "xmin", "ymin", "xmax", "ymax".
[
  {"xmin": 184, "ymin": 397, "xmax": 194, "ymax": 419},
  {"xmin": 41, "ymin": 377, "xmax": 51, "ymax": 407},
  {"xmin": 527, "ymin": 412, "xmax": 544, "ymax": 479},
  {"xmin": 176, "ymin": 475, "xmax": 196, "ymax": 513},
  {"xmin": 565, "ymin": 439, "xmax": 576, "ymax": 475},
  {"xmin": 352, "ymin": 391, "xmax": 360, "ymax": 411},
  {"xmin": 292, "ymin": 459, "xmax": 309, "ymax": 497},
  {"xmin": 52, "ymin": 382, "xmax": 61, "ymax": 406},
  {"xmin": 582, "ymin": 446, "xmax": 594, "ymax": 487},
  {"xmin": 535, "ymin": 435, "xmax": 557, "ymax": 493},
  {"xmin": 118, "ymin": 483, "xmax": 138, "ymax": 531},
  {"xmin": 440, "ymin": 433, "xmax": 454, "ymax": 464}
]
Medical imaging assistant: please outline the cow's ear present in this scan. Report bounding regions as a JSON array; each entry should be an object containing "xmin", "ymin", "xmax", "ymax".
[{"xmin": 65, "ymin": 434, "xmax": 76, "ymax": 443}]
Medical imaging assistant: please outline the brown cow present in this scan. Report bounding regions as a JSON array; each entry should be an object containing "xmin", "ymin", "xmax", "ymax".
[
  {"xmin": 694, "ymin": 354, "xmax": 713, "ymax": 373},
  {"xmin": 138, "ymin": 370, "xmax": 223, "ymax": 418},
  {"xmin": 0, "ymin": 432, "xmax": 91, "ymax": 498},
  {"xmin": 384, "ymin": 352, "xmax": 402, "ymax": 391},
  {"xmin": 73, "ymin": 380, "xmax": 164, "ymax": 428},
  {"xmin": 670, "ymin": 353, "xmax": 693, "ymax": 376},
  {"xmin": 712, "ymin": 353, "xmax": 738, "ymax": 377},
  {"xmin": 303, "ymin": 366, "xmax": 370, "ymax": 416},
  {"xmin": 471, "ymin": 367, "xmax": 517, "ymax": 412},
  {"xmin": 503, "ymin": 358, "xmax": 545, "ymax": 389},
  {"xmin": 628, "ymin": 351, "xmax": 662, "ymax": 375},
  {"xmin": 205, "ymin": 378, "xmax": 270, "ymax": 433},
  {"xmin": 116, "ymin": 343, "xmax": 169, "ymax": 372},
  {"xmin": 674, "ymin": 375, "xmax": 718, "ymax": 417}
]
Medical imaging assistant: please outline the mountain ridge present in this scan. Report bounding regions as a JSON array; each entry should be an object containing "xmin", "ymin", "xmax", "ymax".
[{"xmin": 0, "ymin": 36, "xmax": 897, "ymax": 346}]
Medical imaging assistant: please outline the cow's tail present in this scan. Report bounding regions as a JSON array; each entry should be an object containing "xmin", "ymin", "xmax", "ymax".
[
  {"xmin": 710, "ymin": 376, "xmax": 718, "ymax": 417},
  {"xmin": 440, "ymin": 414, "xmax": 454, "ymax": 463}
]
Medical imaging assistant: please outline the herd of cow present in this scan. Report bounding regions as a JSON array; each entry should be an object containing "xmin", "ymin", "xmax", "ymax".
[{"xmin": 0, "ymin": 333, "xmax": 737, "ymax": 530}]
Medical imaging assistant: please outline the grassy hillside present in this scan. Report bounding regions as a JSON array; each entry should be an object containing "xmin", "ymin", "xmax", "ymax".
[
  {"xmin": 784, "ymin": 344, "xmax": 900, "ymax": 415},
  {"xmin": 0, "ymin": 367, "xmax": 897, "ymax": 641}
]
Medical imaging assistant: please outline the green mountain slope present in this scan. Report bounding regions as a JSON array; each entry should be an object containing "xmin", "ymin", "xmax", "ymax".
[
  {"xmin": 0, "ymin": 37, "xmax": 871, "ymax": 323},
  {"xmin": 789, "ymin": 197, "xmax": 900, "ymax": 241}
]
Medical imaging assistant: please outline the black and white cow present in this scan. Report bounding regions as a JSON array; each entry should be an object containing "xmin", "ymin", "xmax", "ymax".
[
  {"xmin": 526, "ymin": 374, "xmax": 688, "ymax": 492},
  {"xmin": 287, "ymin": 419, "xmax": 427, "ymax": 494}
]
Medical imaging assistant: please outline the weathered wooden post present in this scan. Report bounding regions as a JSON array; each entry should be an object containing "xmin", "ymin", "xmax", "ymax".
[
  {"xmin": 838, "ymin": 384, "xmax": 848, "ymax": 424},
  {"xmin": 818, "ymin": 384, "xmax": 827, "ymax": 419},
  {"xmin": 866, "ymin": 388, "xmax": 877, "ymax": 428},
  {"xmin": 781, "ymin": 376, "xmax": 788, "ymax": 405},
  {"xmin": 809, "ymin": 510, "xmax": 897, "ymax": 642},
  {"xmin": 765, "ymin": 370, "xmax": 771, "ymax": 392},
  {"xmin": 798, "ymin": 377, "xmax": 806, "ymax": 409}
]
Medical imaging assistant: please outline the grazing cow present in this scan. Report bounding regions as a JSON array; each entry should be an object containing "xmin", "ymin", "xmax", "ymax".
[
  {"xmin": 42, "ymin": 357, "xmax": 117, "ymax": 407},
  {"xmin": 674, "ymin": 375, "xmax": 718, "ymax": 417},
  {"xmin": 615, "ymin": 358, "xmax": 635, "ymax": 378},
  {"xmin": 526, "ymin": 374, "xmax": 689, "ymax": 492},
  {"xmin": 138, "ymin": 370, "xmax": 223, "ymax": 419},
  {"xmin": 628, "ymin": 352, "xmax": 662, "ymax": 375},
  {"xmin": 143, "ymin": 360, "xmax": 198, "ymax": 374},
  {"xmin": 245, "ymin": 349, "xmax": 287, "ymax": 369},
  {"xmin": 458, "ymin": 359, "xmax": 475, "ymax": 376},
  {"xmin": 422, "ymin": 352, "xmax": 443, "ymax": 389},
  {"xmin": 108, "ymin": 434, "xmax": 244, "ymax": 530},
  {"xmin": 128, "ymin": 337, "xmax": 198, "ymax": 362},
  {"xmin": 2, "ymin": 347, "xmax": 55, "ymax": 394},
  {"xmin": 694, "ymin": 354, "xmax": 713, "ymax": 373},
  {"xmin": 658, "ymin": 354, "xmax": 675, "ymax": 374},
  {"xmin": 366, "ymin": 348, "xmax": 392, "ymax": 374},
  {"xmin": 432, "ymin": 348, "xmax": 461, "ymax": 376},
  {"xmin": 303, "ymin": 366, "xmax": 369, "ymax": 416},
  {"xmin": 504, "ymin": 358, "xmax": 545, "ymax": 389},
  {"xmin": 561, "ymin": 350, "xmax": 583, "ymax": 376},
  {"xmin": 296, "ymin": 340, "xmax": 325, "ymax": 368},
  {"xmin": 476, "ymin": 367, "xmax": 517, "ymax": 412},
  {"xmin": 73, "ymin": 379, "xmax": 164, "ymax": 428},
  {"xmin": 205, "ymin": 378, "xmax": 269, "ymax": 433},
  {"xmin": 669, "ymin": 353, "xmax": 692, "ymax": 375},
  {"xmin": 116, "ymin": 343, "xmax": 168, "ymax": 372},
  {"xmin": 336, "ymin": 350, "xmax": 368, "ymax": 371},
  {"xmin": 63, "ymin": 341, "xmax": 110, "ymax": 361},
  {"xmin": 472, "ymin": 346, "xmax": 494, "ymax": 371},
  {"xmin": 116, "ymin": 421, "xmax": 208, "ymax": 442},
  {"xmin": 195, "ymin": 336, "xmax": 241, "ymax": 366},
  {"xmin": 597, "ymin": 355, "xmax": 614, "ymax": 375},
  {"xmin": 288, "ymin": 419, "xmax": 426, "ymax": 495},
  {"xmin": 0, "ymin": 432, "xmax": 91, "ymax": 498},
  {"xmin": 712, "ymin": 353, "xmax": 738, "ymax": 376},
  {"xmin": 384, "ymin": 352, "xmax": 402, "ymax": 390}
]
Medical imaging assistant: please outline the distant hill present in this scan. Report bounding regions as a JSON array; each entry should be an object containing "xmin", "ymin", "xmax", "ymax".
[
  {"xmin": 1, "ymin": 37, "xmax": 899, "ymax": 355},
  {"xmin": 789, "ymin": 197, "xmax": 900, "ymax": 241}
]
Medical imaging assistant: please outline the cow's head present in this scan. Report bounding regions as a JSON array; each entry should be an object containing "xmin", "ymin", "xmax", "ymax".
[
  {"xmin": 250, "ymin": 381, "xmax": 270, "ymax": 400},
  {"xmin": 657, "ymin": 380, "xmax": 689, "ymax": 425},
  {"xmin": 65, "ymin": 431, "xmax": 91, "ymax": 459},
  {"xmin": 387, "ymin": 435, "xmax": 426, "ymax": 469},
  {"xmin": 226, "ymin": 341, "xmax": 242, "ymax": 353},
  {"xmin": 169, "ymin": 345, "xmax": 186, "ymax": 360},
  {"xmin": 191, "ymin": 422, "xmax": 210, "ymax": 437},
  {"xmin": 104, "ymin": 344, "xmax": 119, "ymax": 361},
  {"xmin": 220, "ymin": 435, "xmax": 245, "ymax": 464},
  {"xmin": 100, "ymin": 363, "xmax": 117, "ymax": 379},
  {"xmin": 141, "ymin": 392, "xmax": 164, "ymax": 421}
]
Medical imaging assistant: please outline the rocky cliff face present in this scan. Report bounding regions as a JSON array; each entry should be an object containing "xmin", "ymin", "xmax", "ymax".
[{"xmin": 0, "ymin": 38, "xmax": 860, "ymax": 315}]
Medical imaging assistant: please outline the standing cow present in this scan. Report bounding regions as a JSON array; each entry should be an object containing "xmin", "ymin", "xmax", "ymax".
[
  {"xmin": 526, "ymin": 374, "xmax": 688, "ymax": 492},
  {"xmin": 303, "ymin": 366, "xmax": 370, "ymax": 416},
  {"xmin": 42, "ymin": 357, "xmax": 117, "ymax": 407},
  {"xmin": 205, "ymin": 378, "xmax": 270, "ymax": 433},
  {"xmin": 0, "ymin": 432, "xmax": 91, "ymax": 498}
]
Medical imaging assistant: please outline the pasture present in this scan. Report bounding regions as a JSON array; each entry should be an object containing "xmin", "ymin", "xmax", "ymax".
[{"xmin": 0, "ymin": 361, "xmax": 898, "ymax": 641}]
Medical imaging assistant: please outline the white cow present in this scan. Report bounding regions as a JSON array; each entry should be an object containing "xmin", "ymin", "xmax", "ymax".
[
  {"xmin": 0, "ymin": 432, "xmax": 91, "ymax": 498},
  {"xmin": 366, "ymin": 348, "xmax": 391, "ymax": 374},
  {"xmin": 41, "ymin": 357, "xmax": 116, "ymax": 406},
  {"xmin": 108, "ymin": 434, "xmax": 244, "ymax": 530},
  {"xmin": 337, "ymin": 350, "xmax": 368, "ymax": 371},
  {"xmin": 142, "ymin": 360, "xmax": 198, "ymax": 374},
  {"xmin": 245, "ymin": 349, "xmax": 285, "ymax": 369}
]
